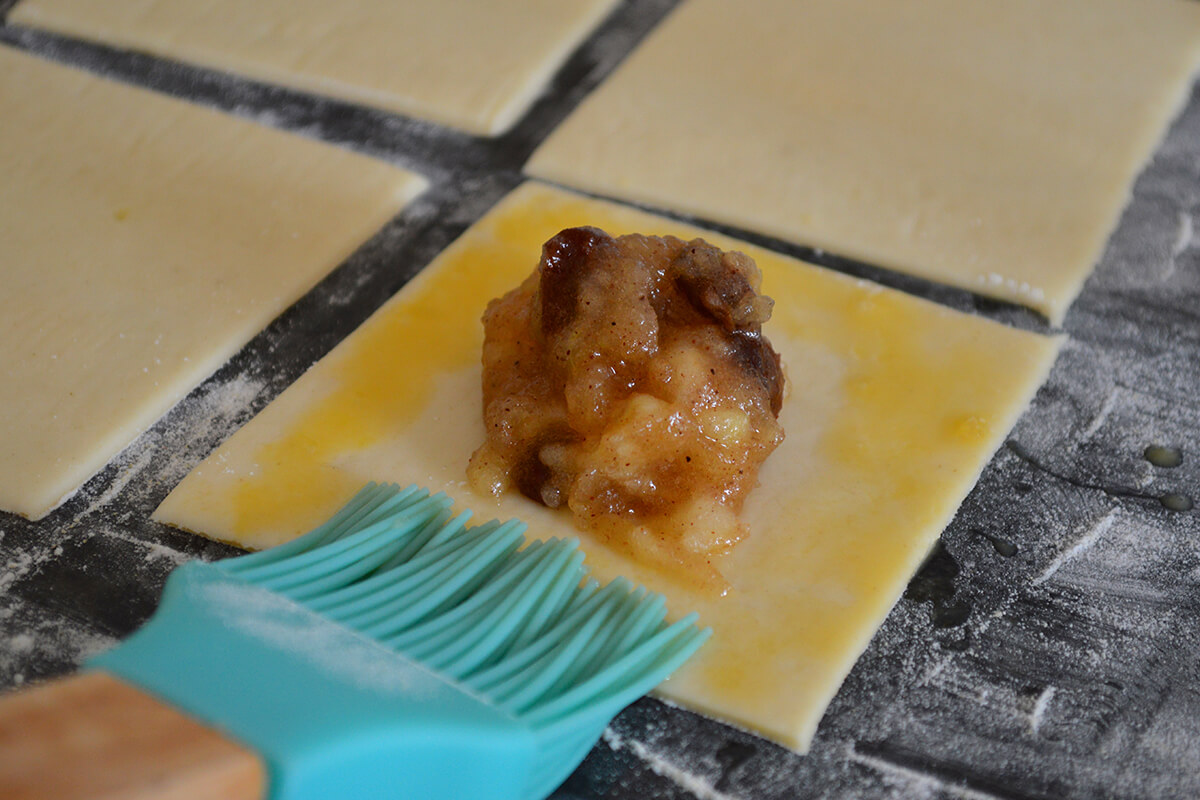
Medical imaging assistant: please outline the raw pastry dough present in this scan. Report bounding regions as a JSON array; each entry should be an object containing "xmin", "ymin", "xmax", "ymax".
[
  {"xmin": 0, "ymin": 45, "xmax": 425, "ymax": 520},
  {"xmin": 155, "ymin": 182, "xmax": 1060, "ymax": 751},
  {"xmin": 8, "ymin": 0, "xmax": 619, "ymax": 136},
  {"xmin": 526, "ymin": 0, "xmax": 1200, "ymax": 323}
]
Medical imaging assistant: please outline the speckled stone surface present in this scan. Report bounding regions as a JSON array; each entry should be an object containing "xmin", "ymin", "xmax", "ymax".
[{"xmin": 1, "ymin": 2, "xmax": 1197, "ymax": 797}]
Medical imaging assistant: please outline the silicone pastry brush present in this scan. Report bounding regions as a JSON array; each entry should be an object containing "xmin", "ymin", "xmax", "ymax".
[{"xmin": 0, "ymin": 483, "xmax": 709, "ymax": 800}]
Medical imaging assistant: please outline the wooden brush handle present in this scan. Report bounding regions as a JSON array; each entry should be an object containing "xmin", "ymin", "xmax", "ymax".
[{"xmin": 0, "ymin": 671, "xmax": 265, "ymax": 800}]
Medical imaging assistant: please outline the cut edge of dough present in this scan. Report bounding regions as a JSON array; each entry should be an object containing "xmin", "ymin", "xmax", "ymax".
[
  {"xmin": 1042, "ymin": 50, "xmax": 1200, "ymax": 325},
  {"xmin": 8, "ymin": 0, "xmax": 621, "ymax": 136}
]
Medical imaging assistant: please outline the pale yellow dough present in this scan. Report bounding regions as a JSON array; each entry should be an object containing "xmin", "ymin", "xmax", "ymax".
[
  {"xmin": 8, "ymin": 0, "xmax": 619, "ymax": 136},
  {"xmin": 527, "ymin": 0, "xmax": 1200, "ymax": 323},
  {"xmin": 0, "ymin": 45, "xmax": 426, "ymax": 520},
  {"xmin": 156, "ymin": 182, "xmax": 1060, "ymax": 750}
]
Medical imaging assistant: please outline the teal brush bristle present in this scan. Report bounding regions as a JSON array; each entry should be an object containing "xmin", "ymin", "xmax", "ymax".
[{"xmin": 92, "ymin": 483, "xmax": 709, "ymax": 800}]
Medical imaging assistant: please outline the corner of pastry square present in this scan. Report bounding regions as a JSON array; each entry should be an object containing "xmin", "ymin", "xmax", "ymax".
[{"xmin": 155, "ymin": 180, "xmax": 1062, "ymax": 752}]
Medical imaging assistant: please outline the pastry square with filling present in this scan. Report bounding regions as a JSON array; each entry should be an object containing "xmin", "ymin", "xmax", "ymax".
[
  {"xmin": 8, "ymin": 0, "xmax": 619, "ymax": 135},
  {"xmin": 0, "ymin": 45, "xmax": 426, "ymax": 519},
  {"xmin": 526, "ymin": 0, "xmax": 1200, "ymax": 322},
  {"xmin": 155, "ymin": 181, "xmax": 1060, "ymax": 751}
]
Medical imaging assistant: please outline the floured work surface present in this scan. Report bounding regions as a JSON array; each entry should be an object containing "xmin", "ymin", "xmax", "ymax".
[
  {"xmin": 156, "ymin": 182, "xmax": 1061, "ymax": 751},
  {"xmin": 7, "ymin": 0, "xmax": 619, "ymax": 135},
  {"xmin": 0, "ymin": 45, "xmax": 426, "ymax": 520},
  {"xmin": 527, "ymin": 0, "xmax": 1200, "ymax": 323}
]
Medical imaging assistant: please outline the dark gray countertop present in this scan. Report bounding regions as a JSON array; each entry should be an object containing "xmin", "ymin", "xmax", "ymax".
[{"xmin": 1, "ymin": 2, "xmax": 1197, "ymax": 797}]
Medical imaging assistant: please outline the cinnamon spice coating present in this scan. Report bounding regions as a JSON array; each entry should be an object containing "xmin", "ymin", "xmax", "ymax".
[{"xmin": 468, "ymin": 227, "xmax": 785, "ymax": 589}]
